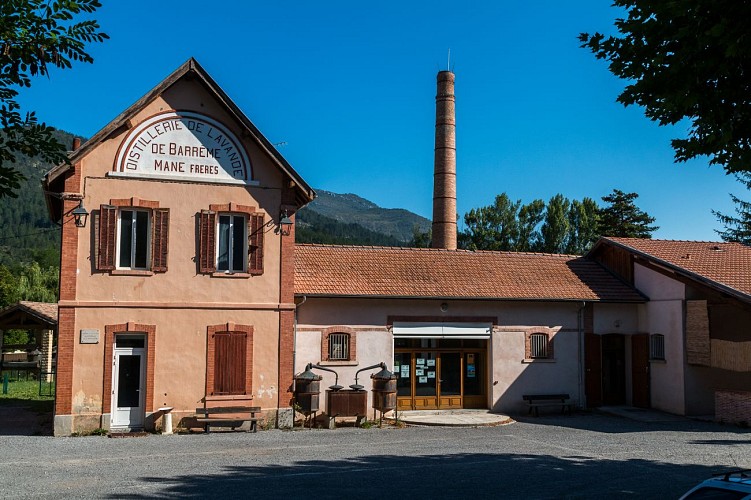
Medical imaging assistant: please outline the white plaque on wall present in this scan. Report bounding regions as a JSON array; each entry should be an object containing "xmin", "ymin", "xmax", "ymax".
[
  {"xmin": 80, "ymin": 329, "xmax": 100, "ymax": 344},
  {"xmin": 113, "ymin": 111, "xmax": 253, "ymax": 184}
]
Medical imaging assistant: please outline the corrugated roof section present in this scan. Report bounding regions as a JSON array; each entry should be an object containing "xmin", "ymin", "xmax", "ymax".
[
  {"xmin": 295, "ymin": 244, "xmax": 645, "ymax": 302},
  {"xmin": 603, "ymin": 238, "xmax": 751, "ymax": 299}
]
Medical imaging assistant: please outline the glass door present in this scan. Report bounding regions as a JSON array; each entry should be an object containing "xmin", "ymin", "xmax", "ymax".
[
  {"xmin": 438, "ymin": 352, "xmax": 462, "ymax": 408},
  {"xmin": 413, "ymin": 352, "xmax": 438, "ymax": 409}
]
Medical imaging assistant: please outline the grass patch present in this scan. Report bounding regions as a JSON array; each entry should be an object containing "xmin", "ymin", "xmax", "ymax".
[{"xmin": 0, "ymin": 378, "xmax": 54, "ymax": 413}]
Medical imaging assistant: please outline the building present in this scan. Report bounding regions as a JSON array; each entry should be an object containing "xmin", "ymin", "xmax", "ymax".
[
  {"xmin": 42, "ymin": 59, "xmax": 751, "ymax": 435},
  {"xmin": 588, "ymin": 238, "xmax": 751, "ymax": 421},
  {"xmin": 43, "ymin": 59, "xmax": 313, "ymax": 435}
]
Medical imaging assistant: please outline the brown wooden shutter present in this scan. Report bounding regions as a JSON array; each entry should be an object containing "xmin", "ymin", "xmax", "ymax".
[
  {"xmin": 98, "ymin": 204, "xmax": 117, "ymax": 271},
  {"xmin": 248, "ymin": 214, "xmax": 264, "ymax": 275},
  {"xmin": 151, "ymin": 208, "xmax": 169, "ymax": 272},
  {"xmin": 213, "ymin": 331, "xmax": 247, "ymax": 395},
  {"xmin": 199, "ymin": 210, "xmax": 216, "ymax": 273}
]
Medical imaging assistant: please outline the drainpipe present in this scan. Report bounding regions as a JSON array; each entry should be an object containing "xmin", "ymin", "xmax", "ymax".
[
  {"xmin": 292, "ymin": 295, "xmax": 307, "ymax": 423},
  {"xmin": 577, "ymin": 301, "xmax": 587, "ymax": 409}
]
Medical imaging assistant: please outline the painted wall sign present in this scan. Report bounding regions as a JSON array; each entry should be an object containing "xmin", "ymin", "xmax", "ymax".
[{"xmin": 113, "ymin": 111, "xmax": 253, "ymax": 184}]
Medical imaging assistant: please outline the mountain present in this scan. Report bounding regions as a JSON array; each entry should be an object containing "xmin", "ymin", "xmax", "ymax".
[
  {"xmin": 0, "ymin": 129, "xmax": 432, "ymax": 269},
  {"xmin": 298, "ymin": 190, "xmax": 431, "ymax": 243},
  {"xmin": 0, "ymin": 129, "xmax": 77, "ymax": 268}
]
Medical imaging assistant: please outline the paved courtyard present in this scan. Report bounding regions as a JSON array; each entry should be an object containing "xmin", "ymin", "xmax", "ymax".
[{"xmin": 1, "ymin": 413, "xmax": 749, "ymax": 499}]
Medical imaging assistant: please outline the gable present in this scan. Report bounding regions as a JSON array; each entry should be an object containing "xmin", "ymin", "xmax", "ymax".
[{"xmin": 44, "ymin": 58, "xmax": 314, "ymax": 221}]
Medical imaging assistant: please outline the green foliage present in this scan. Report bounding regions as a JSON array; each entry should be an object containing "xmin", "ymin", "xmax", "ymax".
[
  {"xmin": 580, "ymin": 1, "xmax": 751, "ymax": 175},
  {"xmin": 460, "ymin": 193, "xmax": 600, "ymax": 254},
  {"xmin": 597, "ymin": 189, "xmax": 658, "ymax": 238},
  {"xmin": 410, "ymin": 224, "xmax": 431, "ymax": 248},
  {"xmin": 0, "ymin": 0, "xmax": 108, "ymax": 198},
  {"xmin": 713, "ymin": 172, "xmax": 751, "ymax": 245},
  {"xmin": 296, "ymin": 209, "xmax": 405, "ymax": 246},
  {"xmin": 565, "ymin": 198, "xmax": 600, "ymax": 254},
  {"xmin": 539, "ymin": 194, "xmax": 570, "ymax": 253}
]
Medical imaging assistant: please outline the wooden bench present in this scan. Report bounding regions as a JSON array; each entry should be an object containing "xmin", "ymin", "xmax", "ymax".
[
  {"xmin": 522, "ymin": 394, "xmax": 572, "ymax": 417},
  {"xmin": 195, "ymin": 406, "xmax": 260, "ymax": 433}
]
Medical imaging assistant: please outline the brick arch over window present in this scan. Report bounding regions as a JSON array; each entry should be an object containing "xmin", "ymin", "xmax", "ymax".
[
  {"xmin": 103, "ymin": 322, "xmax": 156, "ymax": 414},
  {"xmin": 206, "ymin": 323, "xmax": 254, "ymax": 396},
  {"xmin": 524, "ymin": 329, "xmax": 555, "ymax": 360},
  {"xmin": 321, "ymin": 326, "xmax": 357, "ymax": 362}
]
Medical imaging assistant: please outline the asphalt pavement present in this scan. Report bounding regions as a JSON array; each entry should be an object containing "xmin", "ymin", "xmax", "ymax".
[{"xmin": 1, "ymin": 413, "xmax": 750, "ymax": 499}]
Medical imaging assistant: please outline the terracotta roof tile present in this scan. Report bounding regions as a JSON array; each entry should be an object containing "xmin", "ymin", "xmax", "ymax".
[
  {"xmin": 0, "ymin": 301, "xmax": 57, "ymax": 327},
  {"xmin": 603, "ymin": 238, "xmax": 751, "ymax": 299},
  {"xmin": 295, "ymin": 244, "xmax": 644, "ymax": 302}
]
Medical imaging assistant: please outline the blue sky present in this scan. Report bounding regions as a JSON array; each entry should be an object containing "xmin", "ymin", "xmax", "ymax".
[{"xmin": 19, "ymin": 1, "xmax": 744, "ymax": 241}]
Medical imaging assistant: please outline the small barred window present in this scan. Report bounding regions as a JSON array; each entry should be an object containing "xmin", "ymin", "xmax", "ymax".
[
  {"xmin": 328, "ymin": 333, "xmax": 350, "ymax": 361},
  {"xmin": 650, "ymin": 334, "xmax": 665, "ymax": 361},
  {"xmin": 530, "ymin": 333, "xmax": 549, "ymax": 359}
]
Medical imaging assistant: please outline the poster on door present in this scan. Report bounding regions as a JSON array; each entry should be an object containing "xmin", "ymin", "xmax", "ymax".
[{"xmin": 467, "ymin": 353, "xmax": 476, "ymax": 378}]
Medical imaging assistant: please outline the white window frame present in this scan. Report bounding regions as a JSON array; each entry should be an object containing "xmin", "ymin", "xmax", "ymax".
[
  {"xmin": 116, "ymin": 209, "xmax": 151, "ymax": 270},
  {"xmin": 215, "ymin": 213, "xmax": 248, "ymax": 273}
]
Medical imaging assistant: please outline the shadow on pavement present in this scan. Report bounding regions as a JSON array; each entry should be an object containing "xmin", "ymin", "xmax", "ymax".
[
  {"xmin": 510, "ymin": 411, "xmax": 751, "ymax": 435},
  {"xmin": 122, "ymin": 452, "xmax": 731, "ymax": 499},
  {"xmin": 0, "ymin": 400, "xmax": 53, "ymax": 436}
]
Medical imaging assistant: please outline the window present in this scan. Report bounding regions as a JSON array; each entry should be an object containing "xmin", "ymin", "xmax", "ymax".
[
  {"xmin": 118, "ymin": 209, "xmax": 150, "ymax": 269},
  {"xmin": 525, "ymin": 331, "xmax": 554, "ymax": 360},
  {"xmin": 97, "ymin": 199, "xmax": 169, "ymax": 273},
  {"xmin": 530, "ymin": 333, "xmax": 549, "ymax": 359},
  {"xmin": 321, "ymin": 327, "xmax": 357, "ymax": 362},
  {"xmin": 217, "ymin": 214, "xmax": 247, "ymax": 272},
  {"xmin": 199, "ymin": 204, "xmax": 264, "ymax": 275},
  {"xmin": 206, "ymin": 324, "xmax": 254, "ymax": 396},
  {"xmin": 650, "ymin": 334, "xmax": 665, "ymax": 361},
  {"xmin": 328, "ymin": 333, "xmax": 350, "ymax": 360}
]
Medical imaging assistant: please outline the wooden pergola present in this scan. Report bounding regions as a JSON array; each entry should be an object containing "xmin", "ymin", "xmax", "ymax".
[{"xmin": 0, "ymin": 301, "xmax": 58, "ymax": 380}]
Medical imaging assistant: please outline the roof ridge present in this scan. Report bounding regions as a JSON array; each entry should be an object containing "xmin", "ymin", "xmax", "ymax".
[{"xmin": 295, "ymin": 243, "xmax": 582, "ymax": 258}]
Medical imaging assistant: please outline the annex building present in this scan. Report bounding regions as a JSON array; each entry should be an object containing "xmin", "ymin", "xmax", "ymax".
[{"xmin": 41, "ymin": 59, "xmax": 751, "ymax": 435}]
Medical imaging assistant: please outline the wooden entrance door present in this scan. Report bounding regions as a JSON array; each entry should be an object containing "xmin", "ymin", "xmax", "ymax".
[
  {"xmin": 631, "ymin": 334, "xmax": 650, "ymax": 408},
  {"xmin": 602, "ymin": 334, "xmax": 626, "ymax": 405},
  {"xmin": 438, "ymin": 353, "xmax": 462, "ymax": 409}
]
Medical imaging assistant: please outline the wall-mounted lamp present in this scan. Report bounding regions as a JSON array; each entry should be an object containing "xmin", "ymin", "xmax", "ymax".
[
  {"xmin": 279, "ymin": 209, "xmax": 293, "ymax": 236},
  {"xmin": 71, "ymin": 200, "xmax": 89, "ymax": 228}
]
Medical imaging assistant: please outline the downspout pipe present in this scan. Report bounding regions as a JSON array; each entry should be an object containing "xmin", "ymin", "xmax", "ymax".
[{"xmin": 292, "ymin": 295, "xmax": 306, "ymax": 423}]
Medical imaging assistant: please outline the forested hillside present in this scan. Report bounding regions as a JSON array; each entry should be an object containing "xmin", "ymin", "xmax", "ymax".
[{"xmin": 0, "ymin": 129, "xmax": 76, "ymax": 268}]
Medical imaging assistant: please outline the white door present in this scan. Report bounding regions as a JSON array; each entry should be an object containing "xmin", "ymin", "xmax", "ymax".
[{"xmin": 111, "ymin": 345, "xmax": 146, "ymax": 429}]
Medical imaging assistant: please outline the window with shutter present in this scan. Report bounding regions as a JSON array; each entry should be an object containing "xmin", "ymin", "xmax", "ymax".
[
  {"xmin": 199, "ymin": 210, "xmax": 217, "ymax": 273},
  {"xmin": 152, "ymin": 209, "xmax": 170, "ymax": 272},
  {"xmin": 248, "ymin": 214, "xmax": 264, "ymax": 275},
  {"xmin": 96, "ymin": 200, "xmax": 168, "ymax": 273},
  {"xmin": 98, "ymin": 205, "xmax": 117, "ymax": 270},
  {"xmin": 199, "ymin": 206, "xmax": 265, "ymax": 276},
  {"xmin": 213, "ymin": 332, "xmax": 247, "ymax": 395},
  {"xmin": 206, "ymin": 324, "xmax": 254, "ymax": 397}
]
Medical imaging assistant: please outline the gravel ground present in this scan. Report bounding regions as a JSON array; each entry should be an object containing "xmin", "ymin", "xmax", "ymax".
[{"xmin": 1, "ymin": 413, "xmax": 749, "ymax": 499}]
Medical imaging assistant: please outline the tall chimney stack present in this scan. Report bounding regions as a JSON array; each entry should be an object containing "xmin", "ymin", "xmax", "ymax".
[{"xmin": 432, "ymin": 70, "xmax": 457, "ymax": 250}]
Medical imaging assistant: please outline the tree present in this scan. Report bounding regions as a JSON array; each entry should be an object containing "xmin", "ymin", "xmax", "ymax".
[
  {"xmin": 598, "ymin": 189, "xmax": 658, "ymax": 238},
  {"xmin": 516, "ymin": 199, "xmax": 545, "ymax": 252},
  {"xmin": 410, "ymin": 225, "xmax": 432, "ymax": 248},
  {"xmin": 565, "ymin": 197, "xmax": 600, "ymax": 254},
  {"xmin": 580, "ymin": 1, "xmax": 751, "ymax": 175},
  {"xmin": 539, "ymin": 194, "xmax": 570, "ymax": 253},
  {"xmin": 460, "ymin": 193, "xmax": 521, "ymax": 251},
  {"xmin": 0, "ymin": 0, "xmax": 108, "ymax": 198},
  {"xmin": 713, "ymin": 172, "xmax": 751, "ymax": 245}
]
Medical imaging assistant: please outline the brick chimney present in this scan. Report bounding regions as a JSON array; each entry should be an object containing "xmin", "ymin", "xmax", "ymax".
[{"xmin": 432, "ymin": 70, "xmax": 457, "ymax": 250}]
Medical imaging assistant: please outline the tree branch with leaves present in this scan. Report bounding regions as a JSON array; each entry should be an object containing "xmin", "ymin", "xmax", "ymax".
[{"xmin": 0, "ymin": 0, "xmax": 108, "ymax": 198}]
